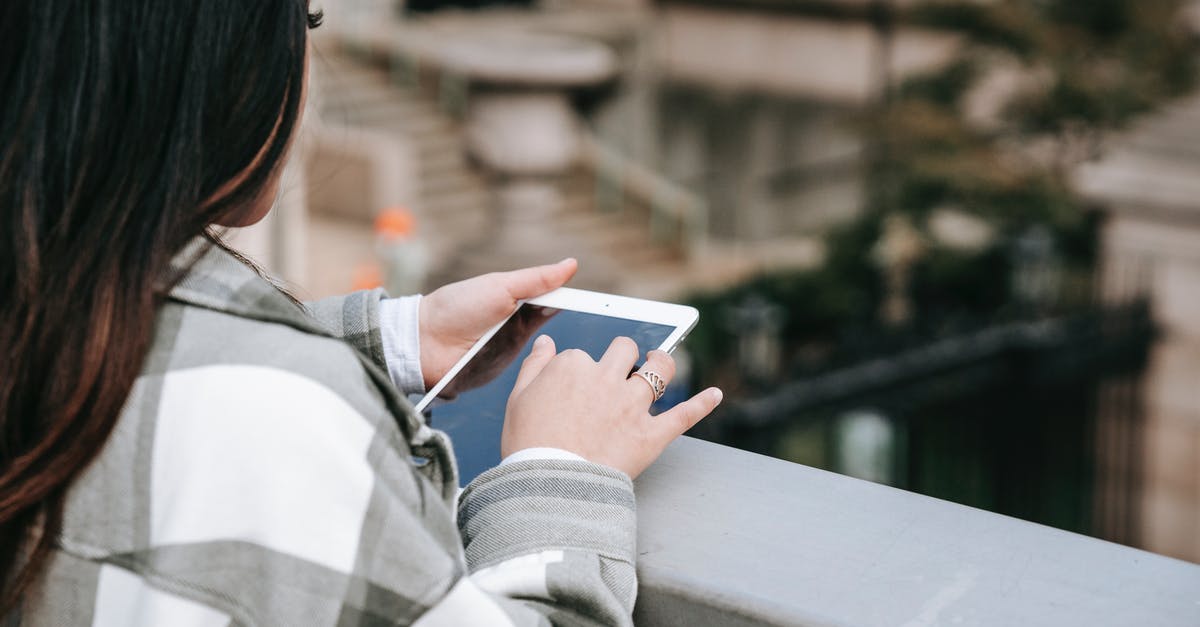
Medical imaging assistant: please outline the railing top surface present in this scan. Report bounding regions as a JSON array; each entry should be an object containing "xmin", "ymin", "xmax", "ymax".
[
  {"xmin": 633, "ymin": 436, "xmax": 1200, "ymax": 626},
  {"xmin": 578, "ymin": 136, "xmax": 706, "ymax": 223}
]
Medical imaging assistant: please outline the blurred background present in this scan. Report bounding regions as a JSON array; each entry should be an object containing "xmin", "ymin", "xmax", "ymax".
[{"xmin": 229, "ymin": 0, "xmax": 1200, "ymax": 563}]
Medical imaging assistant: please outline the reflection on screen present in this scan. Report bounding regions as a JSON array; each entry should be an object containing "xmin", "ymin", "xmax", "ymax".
[{"xmin": 424, "ymin": 305, "xmax": 674, "ymax": 486}]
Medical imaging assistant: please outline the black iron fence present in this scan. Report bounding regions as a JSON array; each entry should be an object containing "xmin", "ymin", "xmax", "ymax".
[{"xmin": 694, "ymin": 301, "xmax": 1154, "ymax": 546}]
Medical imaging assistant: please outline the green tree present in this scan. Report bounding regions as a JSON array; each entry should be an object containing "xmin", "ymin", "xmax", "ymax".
[{"xmin": 688, "ymin": 0, "xmax": 1196, "ymax": 388}]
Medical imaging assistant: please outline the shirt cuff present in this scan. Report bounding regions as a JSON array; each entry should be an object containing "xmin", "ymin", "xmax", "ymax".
[
  {"xmin": 500, "ymin": 448, "xmax": 588, "ymax": 466},
  {"xmin": 379, "ymin": 295, "xmax": 426, "ymax": 396}
]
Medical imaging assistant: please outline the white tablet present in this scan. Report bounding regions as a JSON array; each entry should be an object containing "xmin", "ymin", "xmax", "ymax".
[{"xmin": 415, "ymin": 287, "xmax": 699, "ymax": 485}]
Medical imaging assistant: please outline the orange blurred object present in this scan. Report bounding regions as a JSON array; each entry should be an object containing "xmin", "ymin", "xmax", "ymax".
[
  {"xmin": 351, "ymin": 263, "xmax": 384, "ymax": 291},
  {"xmin": 375, "ymin": 207, "xmax": 416, "ymax": 239}
]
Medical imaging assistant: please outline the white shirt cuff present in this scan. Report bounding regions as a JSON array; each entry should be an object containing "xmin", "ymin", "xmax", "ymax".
[
  {"xmin": 379, "ymin": 295, "xmax": 426, "ymax": 396},
  {"xmin": 500, "ymin": 448, "xmax": 588, "ymax": 466}
]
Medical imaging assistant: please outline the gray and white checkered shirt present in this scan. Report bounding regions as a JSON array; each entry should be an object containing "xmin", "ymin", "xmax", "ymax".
[{"xmin": 14, "ymin": 241, "xmax": 637, "ymax": 626}]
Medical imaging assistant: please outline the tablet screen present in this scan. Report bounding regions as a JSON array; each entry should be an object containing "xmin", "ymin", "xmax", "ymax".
[{"xmin": 423, "ymin": 303, "xmax": 676, "ymax": 485}]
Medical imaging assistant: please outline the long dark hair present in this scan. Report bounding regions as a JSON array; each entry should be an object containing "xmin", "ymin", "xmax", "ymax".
[{"xmin": 0, "ymin": 0, "xmax": 323, "ymax": 606}]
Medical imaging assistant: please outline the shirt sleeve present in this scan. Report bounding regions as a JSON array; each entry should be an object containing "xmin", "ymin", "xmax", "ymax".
[
  {"xmin": 306, "ymin": 291, "xmax": 426, "ymax": 396},
  {"xmin": 379, "ymin": 295, "xmax": 426, "ymax": 396},
  {"xmin": 450, "ymin": 459, "xmax": 639, "ymax": 627},
  {"xmin": 304, "ymin": 288, "xmax": 392, "ymax": 374},
  {"xmin": 500, "ymin": 447, "xmax": 588, "ymax": 466}
]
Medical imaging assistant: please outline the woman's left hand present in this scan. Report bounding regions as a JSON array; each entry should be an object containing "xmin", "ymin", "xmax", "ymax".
[{"xmin": 417, "ymin": 258, "xmax": 578, "ymax": 390}]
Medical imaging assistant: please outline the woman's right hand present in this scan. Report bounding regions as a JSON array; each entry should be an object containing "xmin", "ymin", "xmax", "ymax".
[{"xmin": 501, "ymin": 335, "xmax": 724, "ymax": 479}]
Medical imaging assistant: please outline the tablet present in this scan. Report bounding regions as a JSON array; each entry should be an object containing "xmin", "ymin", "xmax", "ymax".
[{"xmin": 415, "ymin": 287, "xmax": 699, "ymax": 485}]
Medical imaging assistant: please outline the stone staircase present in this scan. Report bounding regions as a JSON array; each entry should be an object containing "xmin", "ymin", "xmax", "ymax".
[
  {"xmin": 307, "ymin": 48, "xmax": 695, "ymax": 297},
  {"xmin": 309, "ymin": 51, "xmax": 491, "ymax": 267}
]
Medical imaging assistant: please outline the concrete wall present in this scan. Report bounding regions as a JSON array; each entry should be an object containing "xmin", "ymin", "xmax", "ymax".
[
  {"xmin": 650, "ymin": 90, "xmax": 865, "ymax": 240},
  {"xmin": 1101, "ymin": 214, "xmax": 1200, "ymax": 563},
  {"xmin": 657, "ymin": 5, "xmax": 961, "ymax": 104},
  {"xmin": 591, "ymin": 4, "xmax": 961, "ymax": 244}
]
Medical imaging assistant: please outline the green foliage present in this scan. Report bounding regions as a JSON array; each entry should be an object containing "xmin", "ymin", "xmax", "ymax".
[
  {"xmin": 884, "ymin": 0, "xmax": 1194, "ymax": 229},
  {"xmin": 687, "ymin": 0, "xmax": 1195, "ymax": 382},
  {"xmin": 896, "ymin": 58, "xmax": 979, "ymax": 107},
  {"xmin": 909, "ymin": 0, "xmax": 1197, "ymax": 133},
  {"xmin": 1044, "ymin": 0, "xmax": 1131, "ymax": 39},
  {"xmin": 909, "ymin": 243, "xmax": 1010, "ymax": 317},
  {"xmin": 686, "ymin": 219, "xmax": 882, "ymax": 382},
  {"xmin": 907, "ymin": 2, "xmax": 1039, "ymax": 56}
]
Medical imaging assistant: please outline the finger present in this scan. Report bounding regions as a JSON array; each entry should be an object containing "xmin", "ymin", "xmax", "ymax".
[
  {"xmin": 500, "ymin": 258, "xmax": 578, "ymax": 301},
  {"xmin": 600, "ymin": 336, "xmax": 639, "ymax": 376},
  {"xmin": 511, "ymin": 335, "xmax": 556, "ymax": 397},
  {"xmin": 628, "ymin": 350, "xmax": 677, "ymax": 406},
  {"xmin": 651, "ymin": 388, "xmax": 724, "ymax": 443}
]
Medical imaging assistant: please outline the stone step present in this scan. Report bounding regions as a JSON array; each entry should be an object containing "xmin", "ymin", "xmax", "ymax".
[
  {"xmin": 314, "ymin": 74, "xmax": 450, "ymax": 130},
  {"xmin": 441, "ymin": 248, "xmax": 624, "ymax": 290},
  {"xmin": 314, "ymin": 80, "xmax": 439, "ymax": 107},
  {"xmin": 321, "ymin": 101, "xmax": 446, "ymax": 128},
  {"xmin": 318, "ymin": 88, "xmax": 442, "ymax": 116},
  {"xmin": 314, "ymin": 62, "xmax": 392, "ymax": 84},
  {"xmin": 416, "ymin": 145, "xmax": 472, "ymax": 170},
  {"xmin": 416, "ymin": 141, "xmax": 468, "ymax": 165},
  {"xmin": 563, "ymin": 229, "xmax": 682, "ymax": 267},
  {"xmin": 559, "ymin": 220, "xmax": 654, "ymax": 250},
  {"xmin": 419, "ymin": 170, "xmax": 487, "ymax": 197},
  {"xmin": 338, "ymin": 108, "xmax": 455, "ymax": 132},
  {"xmin": 422, "ymin": 189, "xmax": 492, "ymax": 221},
  {"xmin": 555, "ymin": 205, "xmax": 649, "ymax": 232},
  {"xmin": 327, "ymin": 107, "xmax": 455, "ymax": 136}
]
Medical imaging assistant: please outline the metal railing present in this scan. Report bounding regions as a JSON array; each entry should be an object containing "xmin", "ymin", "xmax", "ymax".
[
  {"xmin": 722, "ymin": 302, "xmax": 1154, "ymax": 430},
  {"xmin": 579, "ymin": 134, "xmax": 709, "ymax": 258}
]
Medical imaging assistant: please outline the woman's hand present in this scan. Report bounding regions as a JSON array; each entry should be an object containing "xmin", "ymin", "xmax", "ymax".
[
  {"xmin": 418, "ymin": 259, "xmax": 577, "ymax": 390},
  {"xmin": 503, "ymin": 335, "xmax": 724, "ymax": 479}
]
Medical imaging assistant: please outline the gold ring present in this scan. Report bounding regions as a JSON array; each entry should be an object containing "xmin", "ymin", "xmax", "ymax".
[{"xmin": 633, "ymin": 370, "xmax": 667, "ymax": 402}]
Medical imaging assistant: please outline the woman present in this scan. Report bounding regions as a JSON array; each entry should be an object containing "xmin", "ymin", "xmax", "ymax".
[{"xmin": 0, "ymin": 1, "xmax": 722, "ymax": 625}]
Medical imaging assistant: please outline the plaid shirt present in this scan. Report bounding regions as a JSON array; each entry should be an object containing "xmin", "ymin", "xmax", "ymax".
[{"xmin": 16, "ymin": 242, "xmax": 637, "ymax": 626}]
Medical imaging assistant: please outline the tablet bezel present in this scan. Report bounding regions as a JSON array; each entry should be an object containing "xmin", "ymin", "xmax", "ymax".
[{"xmin": 413, "ymin": 287, "xmax": 699, "ymax": 412}]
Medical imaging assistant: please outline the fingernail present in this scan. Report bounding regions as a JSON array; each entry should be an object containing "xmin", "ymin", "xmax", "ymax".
[
  {"xmin": 710, "ymin": 388, "xmax": 723, "ymax": 403},
  {"xmin": 559, "ymin": 257, "xmax": 576, "ymax": 266},
  {"xmin": 534, "ymin": 334, "xmax": 551, "ymax": 348}
]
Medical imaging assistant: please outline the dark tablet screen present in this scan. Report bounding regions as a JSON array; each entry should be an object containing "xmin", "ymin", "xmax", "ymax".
[{"xmin": 422, "ymin": 304, "xmax": 675, "ymax": 486}]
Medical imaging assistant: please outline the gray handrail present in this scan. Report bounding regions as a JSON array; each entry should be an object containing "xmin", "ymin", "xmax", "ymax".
[{"xmin": 634, "ymin": 436, "xmax": 1200, "ymax": 626}]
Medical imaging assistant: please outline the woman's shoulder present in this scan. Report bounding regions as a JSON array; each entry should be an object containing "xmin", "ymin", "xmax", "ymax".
[
  {"xmin": 41, "ymin": 298, "xmax": 459, "ymax": 627},
  {"xmin": 149, "ymin": 299, "xmax": 391, "ymax": 422},
  {"xmin": 154, "ymin": 243, "xmax": 394, "ymax": 417},
  {"xmin": 54, "ymin": 298, "xmax": 441, "ymax": 571}
]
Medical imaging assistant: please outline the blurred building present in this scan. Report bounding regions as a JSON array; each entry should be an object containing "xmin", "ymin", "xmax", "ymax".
[
  {"xmin": 221, "ymin": 0, "xmax": 1200, "ymax": 564},
  {"xmin": 234, "ymin": 0, "xmax": 963, "ymax": 299}
]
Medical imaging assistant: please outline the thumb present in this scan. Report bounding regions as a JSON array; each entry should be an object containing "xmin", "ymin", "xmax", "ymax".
[
  {"xmin": 502, "ymin": 258, "xmax": 578, "ymax": 301},
  {"xmin": 511, "ymin": 335, "xmax": 556, "ymax": 397}
]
